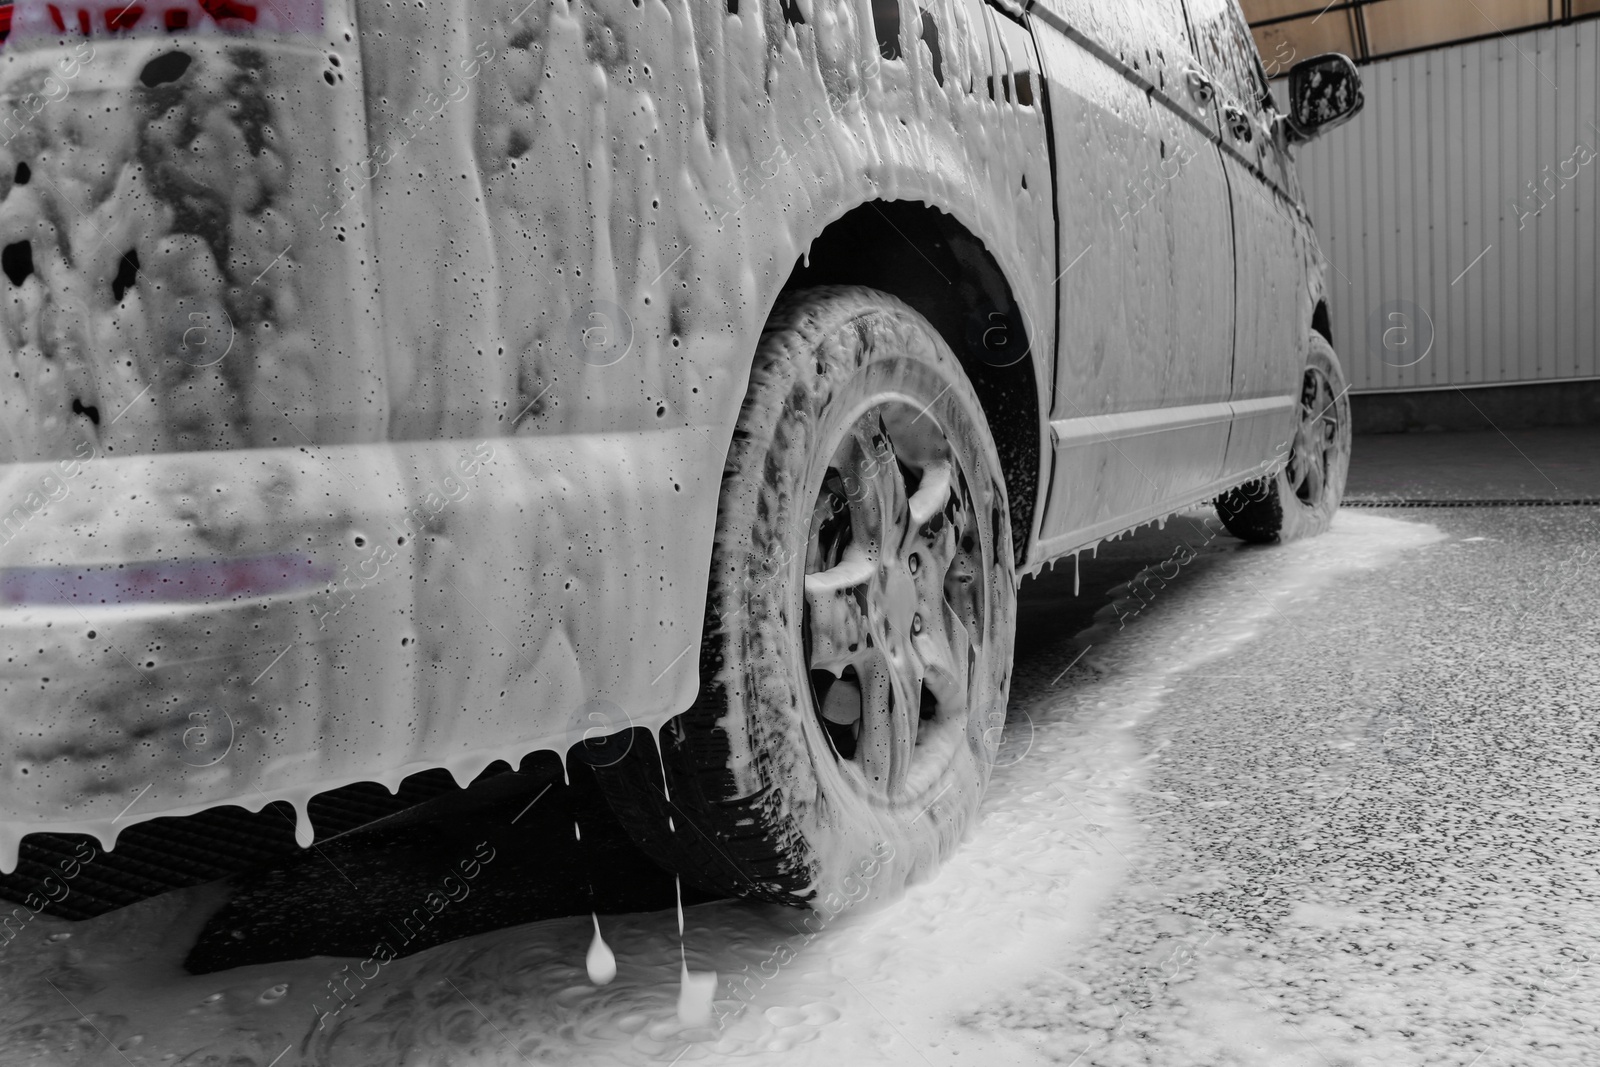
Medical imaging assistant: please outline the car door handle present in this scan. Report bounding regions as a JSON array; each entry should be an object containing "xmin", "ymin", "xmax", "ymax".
[
  {"xmin": 1185, "ymin": 69, "xmax": 1216, "ymax": 107},
  {"xmin": 1224, "ymin": 106, "xmax": 1255, "ymax": 143}
]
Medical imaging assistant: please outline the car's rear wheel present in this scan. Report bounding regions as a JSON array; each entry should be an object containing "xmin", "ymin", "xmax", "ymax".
[
  {"xmin": 594, "ymin": 286, "xmax": 1017, "ymax": 908},
  {"xmin": 1216, "ymin": 334, "xmax": 1352, "ymax": 543}
]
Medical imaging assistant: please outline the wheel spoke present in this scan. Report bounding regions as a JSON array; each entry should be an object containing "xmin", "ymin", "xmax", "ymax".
[
  {"xmin": 1303, "ymin": 446, "xmax": 1325, "ymax": 501},
  {"xmin": 839, "ymin": 420, "xmax": 911, "ymax": 558},
  {"xmin": 908, "ymin": 460, "xmax": 965, "ymax": 582},
  {"xmin": 1295, "ymin": 422, "xmax": 1314, "ymax": 493},
  {"xmin": 916, "ymin": 598, "xmax": 971, "ymax": 717},
  {"xmin": 804, "ymin": 554, "xmax": 876, "ymax": 598},
  {"xmin": 853, "ymin": 619, "xmax": 924, "ymax": 798},
  {"xmin": 906, "ymin": 461, "xmax": 953, "ymax": 539},
  {"xmin": 1292, "ymin": 369, "xmax": 1339, "ymax": 504},
  {"xmin": 858, "ymin": 657, "xmax": 907, "ymax": 793},
  {"xmin": 936, "ymin": 519, "xmax": 971, "ymax": 590},
  {"xmin": 943, "ymin": 532, "xmax": 985, "ymax": 649},
  {"xmin": 882, "ymin": 637, "xmax": 922, "ymax": 796},
  {"xmin": 1288, "ymin": 436, "xmax": 1311, "ymax": 495},
  {"xmin": 804, "ymin": 557, "xmax": 873, "ymax": 676}
]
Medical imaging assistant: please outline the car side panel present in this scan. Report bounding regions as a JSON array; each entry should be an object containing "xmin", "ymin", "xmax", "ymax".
[
  {"xmin": 1185, "ymin": 0, "xmax": 1307, "ymax": 476},
  {"xmin": 354, "ymin": 0, "xmax": 1055, "ymax": 449},
  {"xmin": 1030, "ymin": 0, "xmax": 1237, "ymax": 555},
  {"xmin": 1224, "ymin": 168, "xmax": 1309, "ymax": 476}
]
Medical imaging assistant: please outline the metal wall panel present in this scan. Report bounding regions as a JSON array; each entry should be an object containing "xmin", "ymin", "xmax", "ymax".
[{"xmin": 1293, "ymin": 20, "xmax": 1600, "ymax": 392}]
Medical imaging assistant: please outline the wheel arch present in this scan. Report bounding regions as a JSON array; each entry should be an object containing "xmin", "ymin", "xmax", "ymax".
[
  {"xmin": 777, "ymin": 200, "xmax": 1046, "ymax": 569},
  {"xmin": 1312, "ymin": 300, "xmax": 1333, "ymax": 345}
]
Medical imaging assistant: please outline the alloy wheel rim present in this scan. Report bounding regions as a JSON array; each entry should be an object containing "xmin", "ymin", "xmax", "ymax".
[
  {"xmin": 801, "ymin": 401, "xmax": 986, "ymax": 802},
  {"xmin": 1289, "ymin": 365, "xmax": 1340, "ymax": 505}
]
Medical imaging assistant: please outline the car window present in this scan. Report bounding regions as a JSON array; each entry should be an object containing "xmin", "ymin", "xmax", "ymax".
[{"xmin": 1185, "ymin": 0, "xmax": 1271, "ymax": 116}]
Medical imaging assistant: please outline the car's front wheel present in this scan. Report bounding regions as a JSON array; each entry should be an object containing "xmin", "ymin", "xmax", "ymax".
[
  {"xmin": 595, "ymin": 286, "xmax": 1018, "ymax": 908},
  {"xmin": 1216, "ymin": 334, "xmax": 1353, "ymax": 543}
]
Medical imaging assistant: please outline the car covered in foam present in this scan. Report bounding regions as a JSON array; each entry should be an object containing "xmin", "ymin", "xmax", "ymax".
[{"xmin": 0, "ymin": 0, "xmax": 1361, "ymax": 908}]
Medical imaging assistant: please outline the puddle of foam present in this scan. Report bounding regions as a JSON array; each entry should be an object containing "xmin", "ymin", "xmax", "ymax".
[{"xmin": 677, "ymin": 959, "xmax": 718, "ymax": 1027}]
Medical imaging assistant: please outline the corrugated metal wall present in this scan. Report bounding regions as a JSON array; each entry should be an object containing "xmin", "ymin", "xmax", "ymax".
[{"xmin": 1293, "ymin": 18, "xmax": 1600, "ymax": 393}]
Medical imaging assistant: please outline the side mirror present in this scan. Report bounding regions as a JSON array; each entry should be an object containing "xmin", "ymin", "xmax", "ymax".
[{"xmin": 1285, "ymin": 53, "xmax": 1364, "ymax": 143}]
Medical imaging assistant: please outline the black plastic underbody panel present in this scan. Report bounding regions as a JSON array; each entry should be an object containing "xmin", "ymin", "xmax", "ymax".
[{"xmin": 0, "ymin": 767, "xmax": 479, "ymax": 920}]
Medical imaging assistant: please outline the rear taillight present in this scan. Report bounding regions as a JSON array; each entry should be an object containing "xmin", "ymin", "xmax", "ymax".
[
  {"xmin": 49, "ymin": 2, "xmax": 260, "ymax": 34},
  {"xmin": 2, "ymin": 0, "xmax": 322, "ymax": 43}
]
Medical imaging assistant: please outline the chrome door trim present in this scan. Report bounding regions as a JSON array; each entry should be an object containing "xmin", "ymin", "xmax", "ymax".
[{"xmin": 1048, "ymin": 394, "xmax": 1294, "ymax": 450}]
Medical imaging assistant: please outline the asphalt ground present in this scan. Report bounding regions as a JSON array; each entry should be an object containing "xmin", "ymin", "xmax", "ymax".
[{"xmin": 975, "ymin": 502, "xmax": 1600, "ymax": 1066}]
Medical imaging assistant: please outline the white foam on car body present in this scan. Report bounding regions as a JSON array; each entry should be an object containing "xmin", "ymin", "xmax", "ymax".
[{"xmin": 0, "ymin": 0, "xmax": 1052, "ymax": 874}]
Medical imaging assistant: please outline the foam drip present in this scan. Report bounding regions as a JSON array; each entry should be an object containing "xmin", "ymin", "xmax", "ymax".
[
  {"xmin": 0, "ymin": 823, "xmax": 19, "ymax": 875},
  {"xmin": 291, "ymin": 798, "xmax": 314, "ymax": 848},
  {"xmin": 677, "ymin": 960, "xmax": 717, "ymax": 1027},
  {"xmin": 672, "ymin": 873, "xmax": 717, "ymax": 1026},
  {"xmin": 586, "ymin": 913, "xmax": 617, "ymax": 986}
]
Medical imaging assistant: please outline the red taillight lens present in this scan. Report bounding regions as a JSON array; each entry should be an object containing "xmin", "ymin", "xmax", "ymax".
[
  {"xmin": 0, "ymin": 555, "xmax": 332, "ymax": 606},
  {"xmin": 7, "ymin": 0, "xmax": 319, "ymax": 43},
  {"xmin": 197, "ymin": 0, "xmax": 258, "ymax": 22},
  {"xmin": 46, "ymin": 1, "xmax": 252, "ymax": 33},
  {"xmin": 104, "ymin": 4, "xmax": 144, "ymax": 31}
]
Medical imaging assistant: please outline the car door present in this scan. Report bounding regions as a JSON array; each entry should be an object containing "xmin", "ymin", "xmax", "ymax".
[
  {"xmin": 1183, "ymin": 0, "xmax": 1308, "ymax": 480},
  {"xmin": 1028, "ymin": 0, "xmax": 1239, "ymax": 556}
]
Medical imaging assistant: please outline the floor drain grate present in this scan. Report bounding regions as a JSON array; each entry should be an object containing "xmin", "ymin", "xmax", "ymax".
[{"xmin": 1345, "ymin": 498, "xmax": 1600, "ymax": 508}]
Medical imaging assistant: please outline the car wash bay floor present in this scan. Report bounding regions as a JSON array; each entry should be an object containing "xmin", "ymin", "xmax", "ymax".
[{"xmin": 0, "ymin": 428, "xmax": 1597, "ymax": 1066}]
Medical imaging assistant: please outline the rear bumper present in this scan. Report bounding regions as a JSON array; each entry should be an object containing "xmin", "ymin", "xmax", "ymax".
[{"xmin": 0, "ymin": 430, "xmax": 721, "ymax": 864}]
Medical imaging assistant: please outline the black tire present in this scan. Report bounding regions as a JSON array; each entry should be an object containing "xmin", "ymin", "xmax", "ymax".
[
  {"xmin": 594, "ymin": 286, "xmax": 1018, "ymax": 908},
  {"xmin": 1216, "ymin": 334, "xmax": 1352, "ymax": 544}
]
